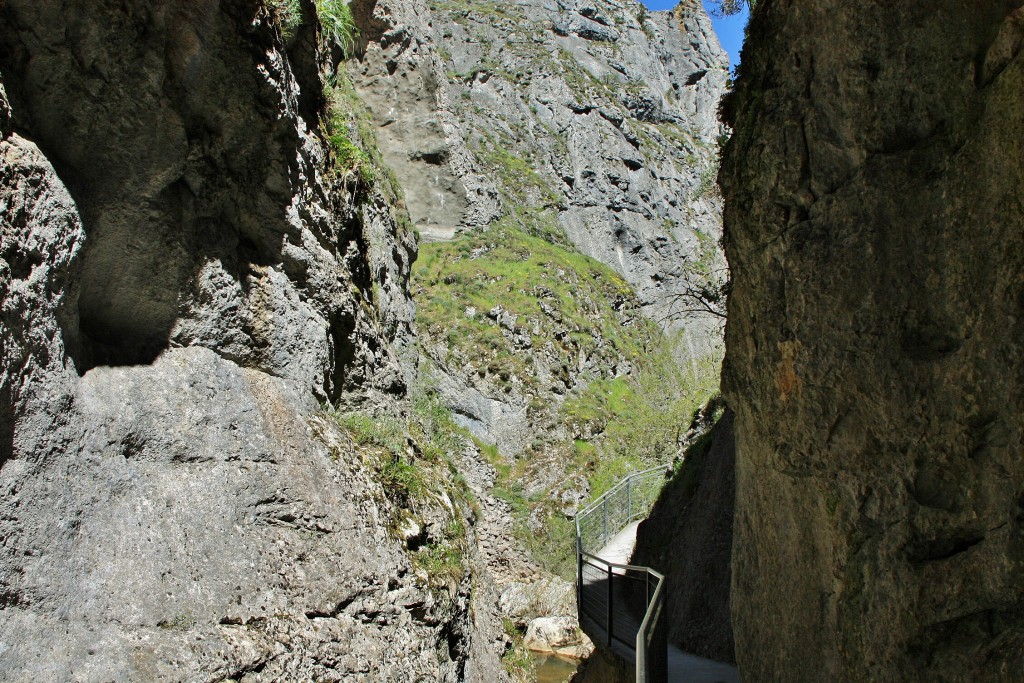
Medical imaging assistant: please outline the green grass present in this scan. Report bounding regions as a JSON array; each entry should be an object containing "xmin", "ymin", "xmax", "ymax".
[
  {"xmin": 331, "ymin": 411, "xmax": 424, "ymax": 504},
  {"xmin": 477, "ymin": 335, "xmax": 722, "ymax": 580},
  {"xmin": 412, "ymin": 217, "xmax": 723, "ymax": 579},
  {"xmin": 333, "ymin": 412, "xmax": 406, "ymax": 456},
  {"xmin": 267, "ymin": 0, "xmax": 303, "ymax": 41},
  {"xmin": 266, "ymin": 0, "xmax": 358, "ymax": 53},
  {"xmin": 566, "ymin": 335, "xmax": 723, "ymax": 474},
  {"xmin": 469, "ymin": 132, "xmax": 566, "ymax": 243},
  {"xmin": 324, "ymin": 397, "xmax": 481, "ymax": 596},
  {"xmin": 501, "ymin": 618, "xmax": 537, "ymax": 682},
  {"xmin": 316, "ymin": 0, "xmax": 358, "ymax": 56},
  {"xmin": 413, "ymin": 517, "xmax": 467, "ymax": 587},
  {"xmin": 326, "ymin": 394, "xmax": 476, "ymax": 520},
  {"xmin": 323, "ymin": 78, "xmax": 376, "ymax": 186},
  {"xmin": 323, "ymin": 66, "xmax": 408, "ymax": 209},
  {"xmin": 414, "ymin": 223, "xmax": 653, "ymax": 398}
]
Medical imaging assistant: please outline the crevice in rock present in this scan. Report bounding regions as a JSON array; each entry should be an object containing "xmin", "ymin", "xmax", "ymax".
[
  {"xmin": 327, "ymin": 311, "xmax": 358, "ymax": 402},
  {"xmin": 217, "ymin": 657, "xmax": 270, "ymax": 682},
  {"xmin": 304, "ymin": 592, "xmax": 360, "ymax": 619},
  {"xmin": 685, "ymin": 69, "xmax": 708, "ymax": 85},
  {"xmin": 907, "ymin": 534, "xmax": 985, "ymax": 565},
  {"xmin": 0, "ymin": 384, "xmax": 13, "ymax": 468}
]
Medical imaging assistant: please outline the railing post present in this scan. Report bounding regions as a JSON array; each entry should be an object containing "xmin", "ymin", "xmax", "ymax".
[
  {"xmin": 627, "ymin": 476, "xmax": 632, "ymax": 521},
  {"xmin": 603, "ymin": 498, "xmax": 608, "ymax": 547},
  {"xmin": 606, "ymin": 562, "xmax": 613, "ymax": 646},
  {"xmin": 576, "ymin": 537, "xmax": 582, "ymax": 614}
]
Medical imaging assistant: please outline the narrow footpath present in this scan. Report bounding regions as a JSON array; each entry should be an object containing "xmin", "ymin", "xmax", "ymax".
[{"xmin": 596, "ymin": 524, "xmax": 741, "ymax": 683}]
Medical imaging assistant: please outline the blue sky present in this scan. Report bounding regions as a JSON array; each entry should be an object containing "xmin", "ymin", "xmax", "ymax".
[{"xmin": 640, "ymin": 1, "xmax": 749, "ymax": 70}]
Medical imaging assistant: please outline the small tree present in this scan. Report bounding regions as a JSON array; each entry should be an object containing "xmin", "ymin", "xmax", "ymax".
[{"xmin": 708, "ymin": 0, "xmax": 755, "ymax": 17}]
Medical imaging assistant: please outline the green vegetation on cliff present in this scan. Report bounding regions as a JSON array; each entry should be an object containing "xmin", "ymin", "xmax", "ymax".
[
  {"xmin": 413, "ymin": 224, "xmax": 722, "ymax": 579},
  {"xmin": 414, "ymin": 223, "xmax": 651, "ymax": 399},
  {"xmin": 325, "ymin": 394, "xmax": 475, "ymax": 591},
  {"xmin": 266, "ymin": 0, "xmax": 358, "ymax": 54}
]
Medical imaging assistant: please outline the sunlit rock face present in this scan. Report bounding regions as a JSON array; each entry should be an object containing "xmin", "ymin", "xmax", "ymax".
[
  {"xmin": 721, "ymin": 2, "xmax": 1024, "ymax": 680},
  {"xmin": 348, "ymin": 0, "xmax": 729, "ymax": 451},
  {"xmin": 0, "ymin": 2, "xmax": 508, "ymax": 681}
]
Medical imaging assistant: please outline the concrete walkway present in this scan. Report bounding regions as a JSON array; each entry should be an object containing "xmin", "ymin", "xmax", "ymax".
[
  {"xmin": 595, "ymin": 523, "xmax": 741, "ymax": 683},
  {"xmin": 599, "ymin": 520, "xmax": 641, "ymax": 566}
]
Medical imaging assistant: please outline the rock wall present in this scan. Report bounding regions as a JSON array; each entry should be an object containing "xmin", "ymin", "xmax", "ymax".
[
  {"xmin": 721, "ymin": 2, "xmax": 1024, "ymax": 680},
  {"xmin": 0, "ymin": 1, "xmax": 505, "ymax": 680},
  {"xmin": 632, "ymin": 408, "xmax": 735, "ymax": 664},
  {"xmin": 346, "ymin": 0, "xmax": 729, "ymax": 450},
  {"xmin": 351, "ymin": 0, "xmax": 729, "ymax": 311}
]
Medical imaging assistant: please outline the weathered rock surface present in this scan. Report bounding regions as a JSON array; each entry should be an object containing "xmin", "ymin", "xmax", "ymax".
[
  {"xmin": 499, "ymin": 577, "xmax": 576, "ymax": 628},
  {"xmin": 632, "ymin": 408, "xmax": 735, "ymax": 664},
  {"xmin": 348, "ymin": 0, "xmax": 728, "ymax": 449},
  {"xmin": 353, "ymin": 0, "xmax": 727, "ymax": 321},
  {"xmin": 0, "ymin": 1, "xmax": 505, "ymax": 680},
  {"xmin": 2, "ymin": 348, "xmax": 493, "ymax": 681},
  {"xmin": 721, "ymin": 2, "xmax": 1024, "ymax": 680},
  {"xmin": 523, "ymin": 615, "xmax": 594, "ymax": 660}
]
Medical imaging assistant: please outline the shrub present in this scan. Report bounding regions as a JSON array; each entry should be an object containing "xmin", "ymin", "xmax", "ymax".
[
  {"xmin": 323, "ymin": 81, "xmax": 376, "ymax": 185},
  {"xmin": 316, "ymin": 0, "xmax": 359, "ymax": 57},
  {"xmin": 333, "ymin": 411, "xmax": 406, "ymax": 457},
  {"xmin": 267, "ymin": 0, "xmax": 303, "ymax": 41}
]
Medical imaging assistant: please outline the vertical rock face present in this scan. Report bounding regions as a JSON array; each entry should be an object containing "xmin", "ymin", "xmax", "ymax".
[
  {"xmin": 350, "ymin": 0, "xmax": 728, "ymax": 328},
  {"xmin": 632, "ymin": 408, "xmax": 736, "ymax": 664},
  {"xmin": 0, "ymin": 0, "xmax": 411, "ymax": 398},
  {"xmin": 0, "ymin": 1, "xmax": 504, "ymax": 680},
  {"xmin": 721, "ymin": 2, "xmax": 1024, "ymax": 680},
  {"xmin": 345, "ymin": 0, "xmax": 729, "ymax": 451}
]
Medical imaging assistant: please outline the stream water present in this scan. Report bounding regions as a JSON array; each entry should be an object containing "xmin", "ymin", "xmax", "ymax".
[{"xmin": 530, "ymin": 652, "xmax": 581, "ymax": 682}]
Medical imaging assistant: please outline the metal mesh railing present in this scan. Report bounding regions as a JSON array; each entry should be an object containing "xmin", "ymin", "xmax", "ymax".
[
  {"xmin": 576, "ymin": 466, "xmax": 669, "ymax": 555},
  {"xmin": 574, "ymin": 466, "xmax": 670, "ymax": 683}
]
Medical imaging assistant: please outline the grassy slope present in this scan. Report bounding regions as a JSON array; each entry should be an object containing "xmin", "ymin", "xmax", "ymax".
[{"xmin": 414, "ymin": 225, "xmax": 720, "ymax": 579}]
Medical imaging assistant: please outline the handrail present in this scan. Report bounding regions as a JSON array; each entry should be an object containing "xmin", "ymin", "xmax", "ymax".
[
  {"xmin": 575, "ymin": 464, "xmax": 667, "ymax": 520},
  {"xmin": 578, "ymin": 550, "xmax": 665, "ymax": 573},
  {"xmin": 575, "ymin": 466, "xmax": 670, "ymax": 683}
]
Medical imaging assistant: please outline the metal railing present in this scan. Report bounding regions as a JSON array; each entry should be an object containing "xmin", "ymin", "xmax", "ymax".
[{"xmin": 575, "ymin": 466, "xmax": 670, "ymax": 683}]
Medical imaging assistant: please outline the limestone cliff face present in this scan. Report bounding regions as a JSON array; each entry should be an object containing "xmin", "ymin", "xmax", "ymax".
[
  {"xmin": 0, "ymin": 1, "xmax": 504, "ymax": 680},
  {"xmin": 0, "ymin": 0, "xmax": 413, "ymax": 398},
  {"xmin": 721, "ymin": 2, "xmax": 1024, "ymax": 680},
  {"xmin": 353, "ymin": 0, "xmax": 727, "ymax": 323},
  {"xmin": 347, "ymin": 0, "xmax": 729, "ymax": 450}
]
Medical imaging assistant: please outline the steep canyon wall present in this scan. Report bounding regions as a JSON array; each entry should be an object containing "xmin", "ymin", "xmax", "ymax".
[
  {"xmin": 0, "ymin": 1, "xmax": 505, "ymax": 680},
  {"xmin": 722, "ymin": 2, "xmax": 1024, "ymax": 680},
  {"xmin": 346, "ymin": 0, "xmax": 730, "ymax": 452}
]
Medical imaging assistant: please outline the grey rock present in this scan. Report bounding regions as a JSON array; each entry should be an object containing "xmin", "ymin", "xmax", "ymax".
[
  {"xmin": 0, "ymin": 1, "xmax": 503, "ymax": 680},
  {"xmin": 721, "ymin": 2, "xmax": 1024, "ymax": 680},
  {"xmin": 0, "ymin": 0, "xmax": 410, "ymax": 402},
  {"xmin": 524, "ymin": 616, "xmax": 594, "ymax": 659},
  {"xmin": 348, "ymin": 0, "xmax": 729, "ymax": 448},
  {"xmin": 353, "ymin": 0, "xmax": 728, "ymax": 311},
  {"xmin": 632, "ymin": 409, "xmax": 735, "ymax": 664},
  {"xmin": 499, "ymin": 577, "xmax": 576, "ymax": 627},
  {"xmin": 1, "ymin": 347, "xmax": 498, "ymax": 682}
]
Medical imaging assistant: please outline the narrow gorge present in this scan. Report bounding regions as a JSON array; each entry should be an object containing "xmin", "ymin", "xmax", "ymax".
[
  {"xmin": 0, "ymin": 0, "xmax": 727, "ymax": 680},
  {"xmin": 2, "ymin": 0, "xmax": 1021, "ymax": 682}
]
